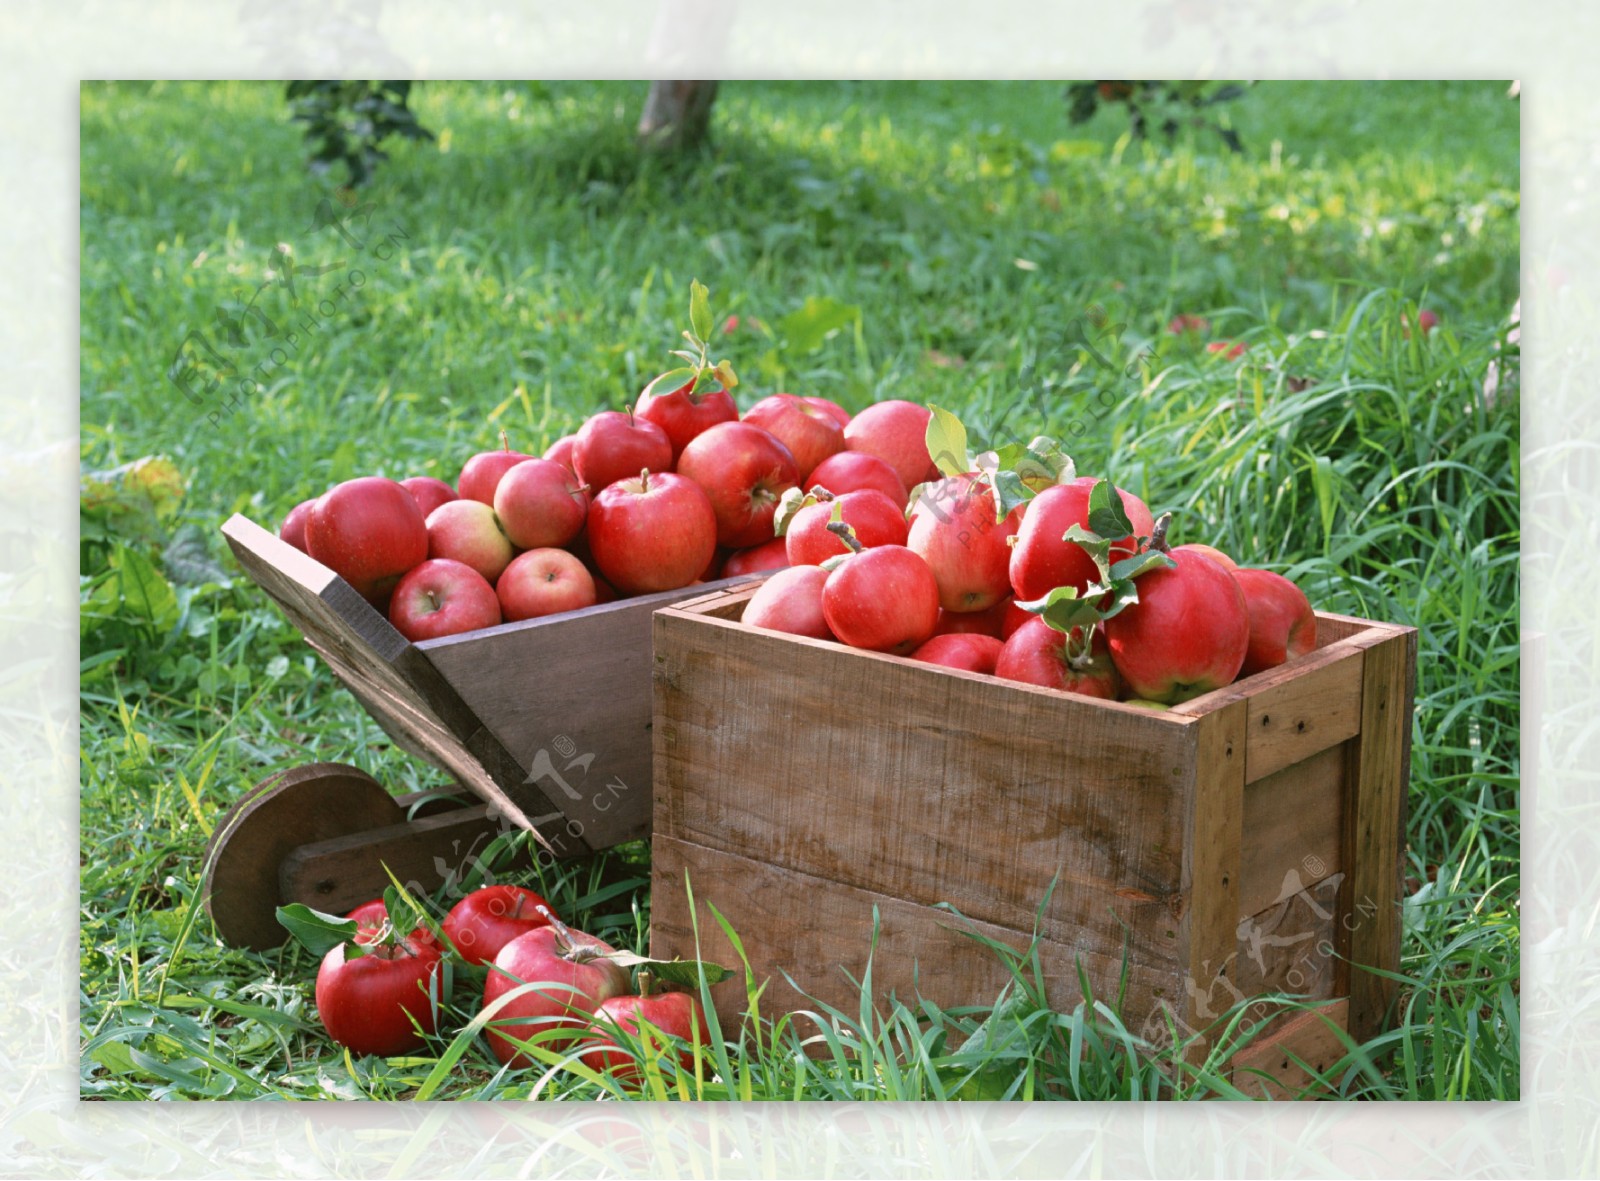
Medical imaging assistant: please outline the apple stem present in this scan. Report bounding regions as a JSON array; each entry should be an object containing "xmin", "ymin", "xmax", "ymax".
[
  {"xmin": 825, "ymin": 520, "xmax": 864, "ymax": 554},
  {"xmin": 537, "ymin": 905, "xmax": 573, "ymax": 952},
  {"xmin": 638, "ymin": 969, "xmax": 655, "ymax": 998},
  {"xmin": 639, "ymin": 468, "xmax": 650, "ymax": 493},
  {"xmin": 625, "ymin": 403, "xmax": 636, "ymax": 427},
  {"xmin": 1149, "ymin": 512, "xmax": 1173, "ymax": 554},
  {"xmin": 806, "ymin": 486, "xmax": 835, "ymax": 502},
  {"xmin": 500, "ymin": 428, "xmax": 510, "ymax": 453}
]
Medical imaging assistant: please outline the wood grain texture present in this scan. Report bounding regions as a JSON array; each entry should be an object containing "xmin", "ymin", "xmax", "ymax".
[
  {"xmin": 1238, "ymin": 744, "xmax": 1345, "ymax": 918},
  {"xmin": 1229, "ymin": 999, "xmax": 1350, "ymax": 1100},
  {"xmin": 1233, "ymin": 874, "xmax": 1341, "ymax": 1007},
  {"xmin": 649, "ymin": 833, "xmax": 1183, "ymax": 1038},
  {"xmin": 1180, "ymin": 701, "xmax": 1246, "ymax": 1053},
  {"xmin": 1338, "ymin": 628, "xmax": 1415, "ymax": 1044},
  {"xmin": 654, "ymin": 606, "xmax": 1200, "ymax": 975}
]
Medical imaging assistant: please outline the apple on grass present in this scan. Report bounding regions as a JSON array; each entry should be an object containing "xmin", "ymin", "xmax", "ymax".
[
  {"xmin": 586, "ymin": 470, "xmax": 718, "ymax": 595},
  {"xmin": 741, "ymin": 566, "xmax": 832, "ymax": 640},
  {"xmin": 389, "ymin": 558, "xmax": 502, "ymax": 641},
  {"xmin": 994, "ymin": 618, "xmax": 1122, "ymax": 700},
  {"xmin": 496, "ymin": 548, "xmax": 597, "ymax": 622},
  {"xmin": 400, "ymin": 476, "xmax": 458, "ymax": 519},
  {"xmin": 442, "ymin": 885, "xmax": 559, "ymax": 967},
  {"xmin": 782, "ymin": 489, "xmax": 907, "ymax": 566},
  {"xmin": 581, "ymin": 991, "xmax": 709, "ymax": 1089},
  {"xmin": 907, "ymin": 474, "xmax": 1022, "ymax": 613},
  {"xmin": 722, "ymin": 537, "xmax": 791, "ymax": 578},
  {"xmin": 1009, "ymin": 476, "xmax": 1156, "ymax": 602},
  {"xmin": 279, "ymin": 497, "xmax": 318, "ymax": 553},
  {"xmin": 1232, "ymin": 568, "xmax": 1317, "ymax": 677},
  {"xmin": 821, "ymin": 530, "xmax": 940, "ymax": 656},
  {"xmin": 305, "ymin": 476, "xmax": 429, "ymax": 606},
  {"xmin": 805, "ymin": 451, "xmax": 910, "ymax": 510},
  {"xmin": 741, "ymin": 393, "xmax": 845, "ymax": 483},
  {"xmin": 843, "ymin": 400, "xmax": 937, "ymax": 492},
  {"xmin": 634, "ymin": 377, "xmax": 739, "ymax": 464},
  {"xmin": 909, "ymin": 633, "xmax": 1004, "ymax": 675},
  {"xmin": 676, "ymin": 422, "xmax": 800, "ymax": 549},
  {"xmin": 482, "ymin": 915, "xmax": 629, "ymax": 1066},
  {"xmin": 459, "ymin": 441, "xmax": 535, "ymax": 506},
  {"xmin": 493, "ymin": 458, "xmax": 589, "ymax": 550},
  {"xmin": 1103, "ymin": 547, "xmax": 1249, "ymax": 703},
  {"xmin": 426, "ymin": 499, "xmax": 514, "ymax": 584},
  {"xmin": 573, "ymin": 409, "xmax": 674, "ymax": 497}
]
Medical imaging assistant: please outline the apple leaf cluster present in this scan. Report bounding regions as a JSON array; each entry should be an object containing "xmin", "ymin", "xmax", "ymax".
[{"xmin": 641, "ymin": 279, "xmax": 740, "ymax": 402}]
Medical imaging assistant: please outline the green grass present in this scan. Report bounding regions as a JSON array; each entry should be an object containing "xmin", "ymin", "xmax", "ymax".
[{"xmin": 79, "ymin": 80, "xmax": 1520, "ymax": 1101}]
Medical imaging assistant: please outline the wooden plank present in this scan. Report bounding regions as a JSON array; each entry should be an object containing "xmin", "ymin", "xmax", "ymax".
[
  {"xmin": 649, "ymin": 833, "xmax": 1184, "ymax": 1041},
  {"xmin": 1239, "ymin": 744, "xmax": 1344, "ymax": 918},
  {"xmin": 1229, "ymin": 999, "xmax": 1350, "ymax": 1100},
  {"xmin": 416, "ymin": 578, "xmax": 759, "ymax": 850},
  {"xmin": 1337, "ymin": 628, "xmax": 1414, "ymax": 1044},
  {"xmin": 653, "ymin": 606, "xmax": 1201, "ymax": 975},
  {"xmin": 1240, "ymin": 646, "xmax": 1364, "ymax": 783},
  {"xmin": 1233, "ymin": 873, "xmax": 1341, "ymax": 1007},
  {"xmin": 1179, "ymin": 700, "xmax": 1246, "ymax": 1055}
]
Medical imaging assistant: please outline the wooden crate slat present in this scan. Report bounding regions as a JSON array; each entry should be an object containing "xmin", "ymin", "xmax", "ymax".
[
  {"xmin": 1233, "ymin": 874, "xmax": 1341, "ymax": 1008},
  {"xmin": 1238, "ymin": 743, "xmax": 1345, "ymax": 918},
  {"xmin": 1180, "ymin": 700, "xmax": 1246, "ymax": 1053},
  {"xmin": 1229, "ymin": 999, "xmax": 1350, "ymax": 1100}
]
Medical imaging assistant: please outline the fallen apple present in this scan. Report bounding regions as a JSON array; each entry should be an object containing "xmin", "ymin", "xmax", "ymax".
[
  {"xmin": 482, "ymin": 914, "xmax": 630, "ymax": 1065},
  {"xmin": 581, "ymin": 991, "xmax": 709, "ymax": 1088},
  {"xmin": 442, "ymin": 885, "xmax": 560, "ymax": 967}
]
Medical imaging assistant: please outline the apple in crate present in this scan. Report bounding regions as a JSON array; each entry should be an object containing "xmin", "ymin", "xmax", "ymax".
[
  {"xmin": 910, "ymin": 633, "xmax": 1004, "ymax": 675},
  {"xmin": 390, "ymin": 558, "xmax": 502, "ymax": 641},
  {"xmin": 932, "ymin": 597, "xmax": 1012, "ymax": 639},
  {"xmin": 443, "ymin": 885, "xmax": 560, "ymax": 967},
  {"xmin": 482, "ymin": 916, "xmax": 630, "ymax": 1065},
  {"xmin": 742, "ymin": 565, "xmax": 832, "ymax": 640},
  {"xmin": 907, "ymin": 475, "xmax": 1022, "ymax": 613},
  {"xmin": 494, "ymin": 458, "xmax": 589, "ymax": 550},
  {"xmin": 543, "ymin": 435, "xmax": 578, "ymax": 478},
  {"xmin": 587, "ymin": 470, "xmax": 718, "ymax": 595},
  {"xmin": 459, "ymin": 444, "xmax": 534, "ymax": 506},
  {"xmin": 742, "ymin": 393, "xmax": 845, "ymax": 483},
  {"xmin": 581, "ymin": 991, "xmax": 709, "ymax": 1088},
  {"xmin": 497, "ymin": 548, "xmax": 597, "ymax": 622},
  {"xmin": 426, "ymin": 499, "xmax": 514, "ymax": 584},
  {"xmin": 279, "ymin": 497, "xmax": 318, "ymax": 553},
  {"xmin": 1104, "ymin": 548, "xmax": 1249, "ymax": 703},
  {"xmin": 676, "ymin": 422, "xmax": 800, "ymax": 548},
  {"xmin": 1174, "ymin": 542, "xmax": 1237, "ymax": 571},
  {"xmin": 1233, "ymin": 568, "xmax": 1317, "ymax": 677},
  {"xmin": 803, "ymin": 396, "xmax": 852, "ymax": 428},
  {"xmin": 400, "ymin": 476, "xmax": 458, "ymax": 519},
  {"xmin": 995, "ymin": 617, "xmax": 1122, "ymax": 700},
  {"xmin": 822, "ymin": 541, "xmax": 940, "ymax": 656},
  {"xmin": 843, "ymin": 400, "xmax": 937, "ymax": 491},
  {"xmin": 805, "ymin": 451, "xmax": 909, "ymax": 510},
  {"xmin": 723, "ymin": 537, "xmax": 791, "ymax": 578},
  {"xmin": 783, "ymin": 489, "xmax": 907, "ymax": 566},
  {"xmin": 635, "ymin": 377, "xmax": 738, "ymax": 463},
  {"xmin": 1010, "ymin": 476, "xmax": 1155, "ymax": 601},
  {"xmin": 306, "ymin": 476, "xmax": 428, "ymax": 605},
  {"xmin": 574, "ymin": 409, "xmax": 674, "ymax": 495}
]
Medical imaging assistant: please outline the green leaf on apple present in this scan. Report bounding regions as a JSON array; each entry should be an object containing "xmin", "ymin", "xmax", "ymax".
[
  {"xmin": 688, "ymin": 278, "xmax": 713, "ymax": 345},
  {"xmin": 1015, "ymin": 585, "xmax": 1104, "ymax": 634},
  {"xmin": 275, "ymin": 903, "xmax": 360, "ymax": 959},
  {"xmin": 1061, "ymin": 522, "xmax": 1115, "ymax": 583},
  {"xmin": 639, "ymin": 366, "xmax": 697, "ymax": 400},
  {"xmin": 599, "ymin": 949, "xmax": 735, "ymax": 988},
  {"xmin": 711, "ymin": 358, "xmax": 739, "ymax": 389},
  {"xmin": 1088, "ymin": 576, "xmax": 1142, "ymax": 622},
  {"xmin": 1086, "ymin": 478, "xmax": 1135, "ymax": 539},
  {"xmin": 1108, "ymin": 548, "xmax": 1175, "ymax": 582},
  {"xmin": 925, "ymin": 404, "xmax": 972, "ymax": 479},
  {"xmin": 773, "ymin": 486, "xmax": 824, "ymax": 537}
]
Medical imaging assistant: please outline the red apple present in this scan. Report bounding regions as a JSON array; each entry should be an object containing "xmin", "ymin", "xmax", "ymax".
[
  {"xmin": 1206, "ymin": 340, "xmax": 1248, "ymax": 360},
  {"xmin": 425, "ymin": 499, "xmax": 514, "ymax": 584},
  {"xmin": 742, "ymin": 566, "xmax": 832, "ymax": 640},
  {"xmin": 700, "ymin": 547, "xmax": 727, "ymax": 583},
  {"xmin": 723, "ymin": 537, "xmax": 791, "ymax": 578},
  {"xmin": 805, "ymin": 451, "xmax": 910, "ymax": 510},
  {"xmin": 442, "ymin": 885, "xmax": 559, "ymax": 967},
  {"xmin": 1418, "ymin": 309, "xmax": 1439, "ymax": 335},
  {"xmin": 389, "ymin": 558, "xmax": 502, "ymax": 641},
  {"xmin": 493, "ymin": 458, "xmax": 589, "ymax": 550},
  {"xmin": 1103, "ymin": 548, "xmax": 1250, "ymax": 703},
  {"xmin": 543, "ymin": 435, "xmax": 578, "ymax": 478},
  {"xmin": 994, "ymin": 618, "xmax": 1123, "ymax": 700},
  {"xmin": 843, "ymin": 400, "xmax": 936, "ymax": 491},
  {"xmin": 496, "ymin": 548, "xmax": 597, "ymax": 622},
  {"xmin": 802, "ymin": 396, "xmax": 852, "ymax": 428},
  {"xmin": 459, "ymin": 444, "xmax": 535, "ymax": 506},
  {"xmin": 581, "ymin": 991, "xmax": 709, "ymax": 1088},
  {"xmin": 1173, "ymin": 542, "xmax": 1237, "ymax": 571},
  {"xmin": 400, "ymin": 476, "xmax": 458, "ymax": 520},
  {"xmin": 573, "ymin": 409, "xmax": 673, "ymax": 496},
  {"xmin": 482, "ymin": 918, "xmax": 629, "ymax": 1065},
  {"xmin": 345, "ymin": 897, "xmax": 389, "ymax": 943},
  {"xmin": 742, "ymin": 393, "xmax": 845, "ymax": 483},
  {"xmin": 280, "ymin": 497, "xmax": 317, "ymax": 553},
  {"xmin": 907, "ymin": 475, "xmax": 1023, "ymax": 613},
  {"xmin": 784, "ymin": 490, "xmax": 908, "ymax": 567},
  {"xmin": 634, "ymin": 378, "xmax": 739, "ymax": 463},
  {"xmin": 909, "ymin": 633, "xmax": 1005, "ymax": 674},
  {"xmin": 586, "ymin": 470, "xmax": 718, "ymax": 594},
  {"xmin": 1232, "ymin": 568, "xmax": 1317, "ymax": 677},
  {"xmin": 1009, "ymin": 477, "xmax": 1156, "ymax": 602},
  {"xmin": 933, "ymin": 597, "xmax": 1012, "ymax": 639},
  {"xmin": 676, "ymin": 422, "xmax": 800, "ymax": 549},
  {"xmin": 315, "ymin": 928, "xmax": 442, "ymax": 1058},
  {"xmin": 1167, "ymin": 313, "xmax": 1210, "ymax": 335},
  {"xmin": 822, "ymin": 545, "xmax": 940, "ymax": 655},
  {"xmin": 306, "ymin": 477, "xmax": 429, "ymax": 605},
  {"xmin": 1002, "ymin": 598, "xmax": 1032, "ymax": 639}
]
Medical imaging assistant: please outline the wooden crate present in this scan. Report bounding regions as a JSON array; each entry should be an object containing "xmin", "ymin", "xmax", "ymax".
[
  {"xmin": 649, "ymin": 581, "xmax": 1416, "ymax": 1095},
  {"xmin": 220, "ymin": 513, "xmax": 754, "ymax": 865}
]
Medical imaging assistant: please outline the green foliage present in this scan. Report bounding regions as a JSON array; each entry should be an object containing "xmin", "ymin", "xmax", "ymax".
[
  {"xmin": 79, "ymin": 80, "xmax": 1518, "ymax": 1102},
  {"xmin": 286, "ymin": 81, "xmax": 435, "ymax": 186},
  {"xmin": 1066, "ymin": 80, "xmax": 1252, "ymax": 153}
]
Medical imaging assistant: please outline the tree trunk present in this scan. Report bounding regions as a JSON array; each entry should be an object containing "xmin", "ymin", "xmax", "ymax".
[{"xmin": 637, "ymin": 81, "xmax": 720, "ymax": 152}]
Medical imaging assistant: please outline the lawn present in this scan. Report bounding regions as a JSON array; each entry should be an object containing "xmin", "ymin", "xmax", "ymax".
[{"xmin": 79, "ymin": 79, "xmax": 1520, "ymax": 1101}]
